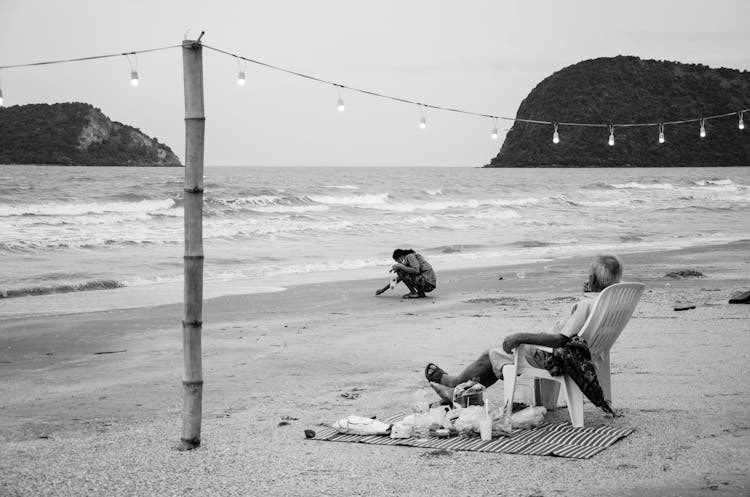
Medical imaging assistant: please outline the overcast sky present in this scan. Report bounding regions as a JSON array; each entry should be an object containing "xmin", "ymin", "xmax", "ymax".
[{"xmin": 1, "ymin": 1, "xmax": 748, "ymax": 167}]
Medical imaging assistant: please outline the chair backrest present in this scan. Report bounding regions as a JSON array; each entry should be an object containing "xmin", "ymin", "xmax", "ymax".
[{"xmin": 577, "ymin": 283, "xmax": 645, "ymax": 355}]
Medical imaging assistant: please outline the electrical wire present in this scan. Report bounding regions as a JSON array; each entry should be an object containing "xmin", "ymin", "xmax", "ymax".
[
  {"xmin": 1, "ymin": 41, "xmax": 748, "ymax": 130},
  {"xmin": 0, "ymin": 45, "xmax": 181, "ymax": 70}
]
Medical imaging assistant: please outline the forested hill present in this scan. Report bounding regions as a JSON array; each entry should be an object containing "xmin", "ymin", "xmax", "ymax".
[
  {"xmin": 0, "ymin": 102, "xmax": 181, "ymax": 167},
  {"xmin": 486, "ymin": 56, "xmax": 750, "ymax": 167}
]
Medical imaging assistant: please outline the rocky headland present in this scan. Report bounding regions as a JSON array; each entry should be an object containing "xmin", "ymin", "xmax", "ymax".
[
  {"xmin": 0, "ymin": 102, "xmax": 181, "ymax": 167},
  {"xmin": 486, "ymin": 56, "xmax": 750, "ymax": 167}
]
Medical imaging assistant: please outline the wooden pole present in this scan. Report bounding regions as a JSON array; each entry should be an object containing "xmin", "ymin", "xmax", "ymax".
[{"xmin": 180, "ymin": 34, "xmax": 205, "ymax": 450}]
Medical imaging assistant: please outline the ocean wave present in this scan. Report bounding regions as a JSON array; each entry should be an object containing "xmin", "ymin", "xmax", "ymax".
[
  {"xmin": 0, "ymin": 279, "xmax": 124, "ymax": 298},
  {"xmin": 425, "ymin": 244, "xmax": 487, "ymax": 254},
  {"xmin": 609, "ymin": 182, "xmax": 675, "ymax": 190},
  {"xmin": 247, "ymin": 204, "xmax": 330, "ymax": 214},
  {"xmin": 366, "ymin": 197, "xmax": 538, "ymax": 212},
  {"xmin": 0, "ymin": 198, "xmax": 176, "ymax": 217},
  {"xmin": 308, "ymin": 193, "xmax": 390, "ymax": 206},
  {"xmin": 323, "ymin": 184, "xmax": 360, "ymax": 190},
  {"xmin": 424, "ymin": 188, "xmax": 443, "ymax": 195},
  {"xmin": 692, "ymin": 179, "xmax": 735, "ymax": 187}
]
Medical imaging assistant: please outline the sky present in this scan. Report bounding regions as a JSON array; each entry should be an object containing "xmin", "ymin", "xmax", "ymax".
[{"xmin": 1, "ymin": 1, "xmax": 748, "ymax": 167}]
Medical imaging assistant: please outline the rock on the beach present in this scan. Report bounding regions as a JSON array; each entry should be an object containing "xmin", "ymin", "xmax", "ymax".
[{"xmin": 665, "ymin": 270, "xmax": 704, "ymax": 278}]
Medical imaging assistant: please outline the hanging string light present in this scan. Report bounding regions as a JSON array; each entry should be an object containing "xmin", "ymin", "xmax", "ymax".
[
  {"xmin": 2, "ymin": 42, "xmax": 750, "ymax": 148},
  {"xmin": 608, "ymin": 125, "xmax": 615, "ymax": 146},
  {"xmin": 336, "ymin": 85, "xmax": 345, "ymax": 112},
  {"xmin": 125, "ymin": 53, "xmax": 139, "ymax": 87},
  {"xmin": 418, "ymin": 104, "xmax": 427, "ymax": 129},
  {"xmin": 236, "ymin": 57, "xmax": 246, "ymax": 86}
]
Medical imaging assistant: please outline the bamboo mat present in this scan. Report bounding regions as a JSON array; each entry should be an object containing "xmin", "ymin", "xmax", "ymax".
[{"xmin": 306, "ymin": 413, "xmax": 633, "ymax": 459}]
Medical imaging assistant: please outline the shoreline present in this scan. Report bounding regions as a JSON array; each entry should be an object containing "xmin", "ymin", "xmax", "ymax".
[
  {"xmin": 1, "ymin": 241, "xmax": 749, "ymax": 496},
  {"xmin": 1, "ymin": 239, "xmax": 748, "ymax": 319}
]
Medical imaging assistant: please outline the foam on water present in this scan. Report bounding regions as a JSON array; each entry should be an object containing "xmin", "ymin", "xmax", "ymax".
[{"xmin": 1, "ymin": 165, "xmax": 749, "ymax": 310}]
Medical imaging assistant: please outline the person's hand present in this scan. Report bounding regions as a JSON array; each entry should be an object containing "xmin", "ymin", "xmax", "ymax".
[
  {"xmin": 391, "ymin": 263, "xmax": 401, "ymax": 271},
  {"xmin": 502, "ymin": 336, "xmax": 518, "ymax": 354},
  {"xmin": 375, "ymin": 288, "xmax": 385, "ymax": 296}
]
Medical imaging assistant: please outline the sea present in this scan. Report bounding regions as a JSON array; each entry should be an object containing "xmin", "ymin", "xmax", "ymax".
[{"xmin": 1, "ymin": 165, "xmax": 749, "ymax": 316}]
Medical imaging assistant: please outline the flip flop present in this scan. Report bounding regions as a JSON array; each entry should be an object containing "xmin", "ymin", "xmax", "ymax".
[
  {"xmin": 402, "ymin": 293, "xmax": 425, "ymax": 299},
  {"xmin": 729, "ymin": 290, "xmax": 750, "ymax": 304},
  {"xmin": 425, "ymin": 363, "xmax": 445, "ymax": 383}
]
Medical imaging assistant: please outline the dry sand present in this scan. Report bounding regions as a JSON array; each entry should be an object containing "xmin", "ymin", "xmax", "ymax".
[{"xmin": 1, "ymin": 242, "xmax": 749, "ymax": 496}]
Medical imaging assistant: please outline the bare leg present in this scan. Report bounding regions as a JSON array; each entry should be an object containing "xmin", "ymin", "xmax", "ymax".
[
  {"xmin": 435, "ymin": 351, "xmax": 499, "ymax": 388},
  {"xmin": 395, "ymin": 270, "xmax": 419, "ymax": 297}
]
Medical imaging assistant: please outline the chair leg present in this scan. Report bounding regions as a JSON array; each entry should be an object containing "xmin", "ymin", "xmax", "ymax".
[
  {"xmin": 562, "ymin": 375, "xmax": 584, "ymax": 428},
  {"xmin": 502, "ymin": 365, "xmax": 517, "ymax": 412},
  {"xmin": 597, "ymin": 354, "xmax": 612, "ymax": 404}
]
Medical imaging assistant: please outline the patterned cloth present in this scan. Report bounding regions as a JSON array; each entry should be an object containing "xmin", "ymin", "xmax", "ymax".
[{"xmin": 544, "ymin": 337, "xmax": 615, "ymax": 415}]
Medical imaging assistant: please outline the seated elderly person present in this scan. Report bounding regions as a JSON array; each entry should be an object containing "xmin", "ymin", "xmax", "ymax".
[{"xmin": 424, "ymin": 254, "xmax": 623, "ymax": 403}]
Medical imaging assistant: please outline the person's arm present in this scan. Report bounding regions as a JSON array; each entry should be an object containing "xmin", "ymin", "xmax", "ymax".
[
  {"xmin": 502, "ymin": 332, "xmax": 569, "ymax": 353},
  {"xmin": 502, "ymin": 300, "xmax": 591, "ymax": 353},
  {"xmin": 392, "ymin": 263, "xmax": 419, "ymax": 274},
  {"xmin": 375, "ymin": 283, "xmax": 390, "ymax": 295}
]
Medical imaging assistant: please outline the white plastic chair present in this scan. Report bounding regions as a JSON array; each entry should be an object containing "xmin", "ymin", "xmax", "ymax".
[{"xmin": 502, "ymin": 282, "xmax": 645, "ymax": 427}]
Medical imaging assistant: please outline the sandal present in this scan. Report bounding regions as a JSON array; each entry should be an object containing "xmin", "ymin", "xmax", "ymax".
[
  {"xmin": 402, "ymin": 293, "xmax": 424, "ymax": 299},
  {"xmin": 424, "ymin": 363, "xmax": 446, "ymax": 383}
]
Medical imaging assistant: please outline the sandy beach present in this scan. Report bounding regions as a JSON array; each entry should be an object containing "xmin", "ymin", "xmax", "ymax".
[{"xmin": 1, "ymin": 241, "xmax": 749, "ymax": 496}]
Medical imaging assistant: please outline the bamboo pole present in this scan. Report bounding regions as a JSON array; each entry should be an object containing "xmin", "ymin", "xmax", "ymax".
[{"xmin": 180, "ymin": 34, "xmax": 205, "ymax": 450}]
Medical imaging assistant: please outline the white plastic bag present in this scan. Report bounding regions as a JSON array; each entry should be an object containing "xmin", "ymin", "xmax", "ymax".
[
  {"xmin": 510, "ymin": 406, "xmax": 547, "ymax": 429},
  {"xmin": 332, "ymin": 415, "xmax": 392, "ymax": 435},
  {"xmin": 390, "ymin": 421, "xmax": 413, "ymax": 439},
  {"xmin": 452, "ymin": 405, "xmax": 484, "ymax": 435}
]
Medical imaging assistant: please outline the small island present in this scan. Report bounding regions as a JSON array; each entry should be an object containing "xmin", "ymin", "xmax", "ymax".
[
  {"xmin": 486, "ymin": 56, "xmax": 750, "ymax": 167},
  {"xmin": 0, "ymin": 102, "xmax": 182, "ymax": 167}
]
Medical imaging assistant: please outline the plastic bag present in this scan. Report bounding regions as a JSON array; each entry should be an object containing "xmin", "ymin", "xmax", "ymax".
[
  {"xmin": 510, "ymin": 406, "xmax": 547, "ymax": 429},
  {"xmin": 452, "ymin": 405, "xmax": 485, "ymax": 435},
  {"xmin": 332, "ymin": 415, "xmax": 392, "ymax": 435},
  {"xmin": 390, "ymin": 421, "xmax": 413, "ymax": 439}
]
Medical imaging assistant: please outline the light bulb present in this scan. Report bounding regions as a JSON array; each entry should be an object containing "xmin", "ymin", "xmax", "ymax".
[
  {"xmin": 659, "ymin": 131, "xmax": 665, "ymax": 144},
  {"xmin": 130, "ymin": 70, "xmax": 139, "ymax": 87},
  {"xmin": 739, "ymin": 113, "xmax": 745, "ymax": 130},
  {"xmin": 491, "ymin": 127, "xmax": 498, "ymax": 140},
  {"xmin": 700, "ymin": 123, "xmax": 706, "ymax": 138},
  {"xmin": 552, "ymin": 130, "xmax": 560, "ymax": 144},
  {"xmin": 237, "ymin": 71, "xmax": 246, "ymax": 86},
  {"xmin": 608, "ymin": 129, "xmax": 615, "ymax": 146},
  {"xmin": 337, "ymin": 97, "xmax": 345, "ymax": 112},
  {"xmin": 419, "ymin": 116, "xmax": 426, "ymax": 129}
]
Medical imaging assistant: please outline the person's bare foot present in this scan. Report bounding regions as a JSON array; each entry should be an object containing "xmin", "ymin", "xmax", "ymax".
[{"xmin": 429, "ymin": 381, "xmax": 454, "ymax": 405}]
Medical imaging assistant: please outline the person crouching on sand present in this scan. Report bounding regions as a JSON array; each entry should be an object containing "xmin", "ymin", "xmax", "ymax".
[{"xmin": 375, "ymin": 248, "xmax": 436, "ymax": 299}]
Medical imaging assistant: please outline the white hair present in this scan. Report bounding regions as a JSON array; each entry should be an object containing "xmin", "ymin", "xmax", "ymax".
[{"xmin": 589, "ymin": 254, "xmax": 623, "ymax": 291}]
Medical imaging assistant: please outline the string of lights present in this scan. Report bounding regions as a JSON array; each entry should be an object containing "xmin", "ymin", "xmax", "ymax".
[{"xmin": 0, "ymin": 41, "xmax": 747, "ymax": 144}]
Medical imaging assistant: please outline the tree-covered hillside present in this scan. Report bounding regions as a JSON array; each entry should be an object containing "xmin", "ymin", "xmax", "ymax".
[
  {"xmin": 0, "ymin": 102, "xmax": 181, "ymax": 167},
  {"xmin": 486, "ymin": 56, "xmax": 750, "ymax": 167}
]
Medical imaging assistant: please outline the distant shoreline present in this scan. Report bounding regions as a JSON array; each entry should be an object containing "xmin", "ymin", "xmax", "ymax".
[
  {"xmin": 0, "ymin": 163, "xmax": 184, "ymax": 168},
  {"xmin": 482, "ymin": 164, "xmax": 748, "ymax": 168}
]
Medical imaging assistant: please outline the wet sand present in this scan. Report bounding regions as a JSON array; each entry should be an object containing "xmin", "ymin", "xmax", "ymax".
[{"xmin": 1, "ymin": 242, "xmax": 749, "ymax": 496}]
